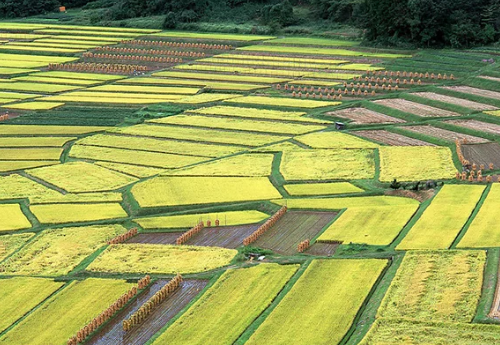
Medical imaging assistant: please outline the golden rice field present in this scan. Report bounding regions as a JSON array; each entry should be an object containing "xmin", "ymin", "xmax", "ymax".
[
  {"xmin": 397, "ymin": 185, "xmax": 485, "ymax": 250},
  {"xmin": 86, "ymin": 244, "xmax": 238, "ymax": 274},
  {"xmin": 274, "ymin": 195, "xmax": 419, "ymax": 209},
  {"xmin": 2, "ymin": 101, "xmax": 65, "ymax": 110},
  {"xmin": 0, "ymin": 136, "xmax": 75, "ymax": 147},
  {"xmin": 215, "ymin": 53, "xmax": 349, "ymax": 64},
  {"xmin": 132, "ymin": 176, "xmax": 282, "ymax": 207},
  {"xmin": 0, "ymin": 147, "xmax": 62, "ymax": 160},
  {"xmin": 14, "ymin": 76, "xmax": 103, "ymax": 85},
  {"xmin": 0, "ymin": 160, "xmax": 59, "ymax": 172},
  {"xmin": 224, "ymin": 95, "xmax": 340, "ymax": 108},
  {"xmin": 0, "ymin": 173, "xmax": 62, "ymax": 201},
  {"xmin": 29, "ymin": 203, "xmax": 128, "ymax": 224},
  {"xmin": 280, "ymin": 149, "xmax": 375, "ymax": 180},
  {"xmin": 379, "ymin": 146, "xmax": 457, "ymax": 182},
  {"xmin": 0, "ymin": 278, "xmax": 134, "ymax": 345},
  {"xmin": 152, "ymin": 71, "xmax": 291, "ymax": 84},
  {"xmin": 295, "ymin": 131, "xmax": 379, "ymax": 149},
  {"xmin": 0, "ymin": 225, "xmax": 127, "ymax": 276},
  {"xmin": 0, "ymin": 204, "xmax": 31, "ymax": 232},
  {"xmin": 29, "ymin": 191, "xmax": 123, "ymax": 205},
  {"xmin": 152, "ymin": 264, "xmax": 298, "ymax": 345},
  {"xmin": 284, "ymin": 182, "xmax": 364, "ymax": 196},
  {"xmin": 246, "ymin": 259, "xmax": 386, "ymax": 345},
  {"xmin": 0, "ymin": 233, "xmax": 34, "ymax": 261},
  {"xmin": 26, "ymin": 161, "xmax": 136, "ymax": 193},
  {"xmin": 134, "ymin": 210, "xmax": 269, "ymax": 229},
  {"xmin": 0, "ymin": 278, "xmax": 64, "ymax": 333},
  {"xmin": 0, "ymin": 125, "xmax": 108, "ymax": 135}
]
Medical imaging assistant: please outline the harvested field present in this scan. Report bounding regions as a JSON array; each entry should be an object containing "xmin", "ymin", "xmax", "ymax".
[
  {"xmin": 402, "ymin": 125, "xmax": 489, "ymax": 143},
  {"xmin": 326, "ymin": 107, "xmax": 405, "ymax": 124},
  {"xmin": 305, "ymin": 242, "xmax": 339, "ymax": 256},
  {"xmin": 354, "ymin": 130, "xmax": 434, "ymax": 146},
  {"xmin": 184, "ymin": 224, "xmax": 260, "ymax": 248},
  {"xmin": 87, "ymin": 279, "xmax": 208, "ymax": 345},
  {"xmin": 442, "ymin": 86, "xmax": 500, "ymax": 100},
  {"xmin": 374, "ymin": 99, "xmax": 460, "ymax": 117},
  {"xmin": 462, "ymin": 142, "xmax": 500, "ymax": 168},
  {"xmin": 446, "ymin": 119, "xmax": 500, "ymax": 135},
  {"xmin": 126, "ymin": 233, "xmax": 180, "ymax": 245},
  {"xmin": 411, "ymin": 92, "xmax": 498, "ymax": 110},
  {"xmin": 253, "ymin": 211, "xmax": 337, "ymax": 255}
]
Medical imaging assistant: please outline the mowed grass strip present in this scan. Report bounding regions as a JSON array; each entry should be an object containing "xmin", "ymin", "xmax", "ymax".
[
  {"xmin": 0, "ymin": 204, "xmax": 31, "ymax": 232},
  {"xmin": 131, "ymin": 176, "xmax": 282, "ymax": 207},
  {"xmin": 458, "ymin": 184, "xmax": 500, "ymax": 248},
  {"xmin": 87, "ymin": 244, "xmax": 238, "ymax": 275},
  {"xmin": 151, "ymin": 264, "xmax": 298, "ymax": 345},
  {"xmin": 0, "ymin": 278, "xmax": 64, "ymax": 333},
  {"xmin": 135, "ymin": 210, "xmax": 269, "ymax": 229},
  {"xmin": 397, "ymin": 185, "xmax": 485, "ymax": 250},
  {"xmin": 376, "ymin": 250, "xmax": 485, "ymax": 323},
  {"xmin": 30, "ymin": 203, "xmax": 128, "ymax": 224},
  {"xmin": 246, "ymin": 259, "xmax": 387, "ymax": 345},
  {"xmin": 111, "ymin": 124, "xmax": 289, "ymax": 147},
  {"xmin": 149, "ymin": 114, "xmax": 326, "ymax": 135},
  {"xmin": 27, "ymin": 161, "xmax": 136, "ymax": 193},
  {"xmin": 0, "ymin": 278, "xmax": 134, "ymax": 345},
  {"xmin": 379, "ymin": 146, "xmax": 456, "ymax": 182},
  {"xmin": 70, "ymin": 145, "xmax": 208, "ymax": 169},
  {"xmin": 284, "ymin": 182, "xmax": 364, "ymax": 196},
  {"xmin": 317, "ymin": 205, "xmax": 418, "ymax": 245},
  {"xmin": 280, "ymin": 149, "xmax": 375, "ymax": 180},
  {"xmin": 224, "ymin": 95, "xmax": 340, "ymax": 108},
  {"xmin": 0, "ymin": 225, "xmax": 127, "ymax": 276}
]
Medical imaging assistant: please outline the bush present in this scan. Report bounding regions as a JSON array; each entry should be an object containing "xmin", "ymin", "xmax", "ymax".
[{"xmin": 163, "ymin": 11, "xmax": 177, "ymax": 28}]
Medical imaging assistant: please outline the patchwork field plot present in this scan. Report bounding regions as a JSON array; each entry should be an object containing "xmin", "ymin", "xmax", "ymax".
[
  {"xmin": 373, "ymin": 99, "xmax": 460, "ymax": 117},
  {"xmin": 0, "ymin": 125, "xmax": 108, "ymax": 135},
  {"xmin": 0, "ymin": 159, "xmax": 57, "ymax": 171},
  {"xmin": 442, "ymin": 85, "xmax": 500, "ymax": 100},
  {"xmin": 275, "ymin": 195, "xmax": 419, "ymax": 210},
  {"xmin": 295, "ymin": 131, "xmax": 379, "ymax": 149},
  {"xmin": 0, "ymin": 233, "xmax": 34, "ymax": 261},
  {"xmin": 0, "ymin": 278, "xmax": 134, "ymax": 345},
  {"xmin": 86, "ymin": 279, "xmax": 208, "ymax": 345},
  {"xmin": 151, "ymin": 264, "xmax": 297, "ymax": 345},
  {"xmin": 95, "ymin": 162, "xmax": 164, "ymax": 178},
  {"xmin": 458, "ymin": 184, "xmax": 500, "ymax": 248},
  {"xmin": 87, "ymin": 244, "xmax": 237, "ymax": 274},
  {"xmin": 318, "ymin": 204, "xmax": 418, "ymax": 245},
  {"xmin": 0, "ymin": 278, "xmax": 64, "ymax": 333},
  {"xmin": 446, "ymin": 119, "xmax": 500, "ymax": 136},
  {"xmin": 397, "ymin": 185, "xmax": 485, "ymax": 250},
  {"xmin": 327, "ymin": 107, "xmax": 405, "ymax": 124},
  {"xmin": 401, "ymin": 125, "xmax": 489, "ymax": 143},
  {"xmin": 461, "ymin": 142, "xmax": 500, "ymax": 167},
  {"xmin": 284, "ymin": 182, "xmax": 364, "ymax": 196},
  {"xmin": 131, "ymin": 176, "xmax": 281, "ymax": 207},
  {"xmin": 253, "ymin": 211, "xmax": 338, "ymax": 254},
  {"xmin": 0, "ymin": 147, "xmax": 62, "ymax": 160},
  {"xmin": 378, "ymin": 146, "xmax": 456, "ymax": 182},
  {"xmin": 246, "ymin": 259, "xmax": 387, "ymax": 345},
  {"xmin": 153, "ymin": 71, "xmax": 291, "ymax": 84},
  {"xmin": 27, "ymin": 161, "xmax": 136, "ymax": 193},
  {"xmin": 411, "ymin": 92, "xmax": 498, "ymax": 110},
  {"xmin": 354, "ymin": 130, "xmax": 434, "ymax": 146},
  {"xmin": 237, "ymin": 45, "xmax": 410, "ymax": 58},
  {"xmin": 2, "ymin": 101, "xmax": 65, "ymax": 110},
  {"xmin": 0, "ymin": 204, "xmax": 31, "ymax": 232},
  {"xmin": 184, "ymin": 224, "xmax": 260, "ymax": 248},
  {"xmin": 224, "ymin": 95, "xmax": 340, "ymax": 109},
  {"xmin": 135, "ymin": 210, "xmax": 269, "ymax": 229},
  {"xmin": 30, "ymin": 203, "xmax": 127, "ymax": 224},
  {"xmin": 0, "ymin": 225, "xmax": 127, "ymax": 276},
  {"xmin": 280, "ymin": 149, "xmax": 375, "ymax": 180}
]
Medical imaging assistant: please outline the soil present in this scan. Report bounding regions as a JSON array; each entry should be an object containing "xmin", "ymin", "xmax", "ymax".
[
  {"xmin": 402, "ymin": 125, "xmax": 489, "ymax": 144},
  {"xmin": 326, "ymin": 107, "xmax": 406, "ymax": 124},
  {"xmin": 411, "ymin": 92, "xmax": 497, "ymax": 111},
  {"xmin": 353, "ymin": 130, "xmax": 434, "ymax": 146},
  {"xmin": 374, "ymin": 98, "xmax": 460, "ymax": 117}
]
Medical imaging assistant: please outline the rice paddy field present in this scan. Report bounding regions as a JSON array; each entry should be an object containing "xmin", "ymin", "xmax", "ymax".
[{"xmin": 2, "ymin": 20, "xmax": 500, "ymax": 345}]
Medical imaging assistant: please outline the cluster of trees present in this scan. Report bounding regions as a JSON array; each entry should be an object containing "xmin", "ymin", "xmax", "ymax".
[{"xmin": 0, "ymin": 0, "xmax": 59, "ymax": 18}]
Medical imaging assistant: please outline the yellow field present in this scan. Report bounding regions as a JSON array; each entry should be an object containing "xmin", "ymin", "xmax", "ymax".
[
  {"xmin": 397, "ymin": 185, "xmax": 485, "ymax": 250},
  {"xmin": 0, "ymin": 174, "xmax": 62, "ymax": 201},
  {"xmin": 87, "ymin": 244, "xmax": 237, "ymax": 274},
  {"xmin": 280, "ymin": 149, "xmax": 375, "ymax": 180},
  {"xmin": 69, "ymin": 144, "xmax": 207, "ymax": 169},
  {"xmin": 152, "ymin": 71, "xmax": 291, "ymax": 84},
  {"xmin": 0, "ymin": 225, "xmax": 127, "ymax": 276},
  {"xmin": 27, "ymin": 161, "xmax": 136, "ymax": 193},
  {"xmin": 317, "ymin": 204, "xmax": 419, "ymax": 245},
  {"xmin": 30, "ymin": 192, "xmax": 123, "ymax": 205},
  {"xmin": 0, "ymin": 160, "xmax": 59, "ymax": 172},
  {"xmin": 0, "ymin": 81, "xmax": 80, "ymax": 93},
  {"xmin": 0, "ymin": 67, "xmax": 38, "ymax": 75},
  {"xmin": 171, "ymin": 93, "xmax": 241, "ymax": 104},
  {"xmin": 175, "ymin": 64, "xmax": 310, "ymax": 77},
  {"xmin": 77, "ymin": 133, "xmax": 243, "ymax": 158},
  {"xmin": 164, "ymin": 153, "xmax": 274, "ymax": 177},
  {"xmin": 111, "ymin": 124, "xmax": 289, "ymax": 147},
  {"xmin": 224, "ymin": 95, "xmax": 340, "ymax": 108},
  {"xmin": 296, "ymin": 131, "xmax": 379, "ymax": 149},
  {"xmin": 0, "ymin": 137, "xmax": 75, "ymax": 147},
  {"xmin": 0, "ymin": 278, "xmax": 134, "ymax": 345},
  {"xmin": 88, "ymin": 85, "xmax": 200, "ymax": 95},
  {"xmin": 14, "ymin": 76, "xmax": 102, "ymax": 85},
  {"xmin": 131, "ymin": 176, "xmax": 282, "ymax": 207},
  {"xmin": 0, "ymin": 278, "xmax": 64, "ymax": 333},
  {"xmin": 216, "ymin": 53, "xmax": 349, "ymax": 64},
  {"xmin": 0, "ymin": 233, "xmax": 34, "ymax": 261},
  {"xmin": 2, "ymin": 101, "xmax": 65, "ymax": 110},
  {"xmin": 200, "ymin": 57, "xmax": 346, "ymax": 69},
  {"xmin": 246, "ymin": 259, "xmax": 387, "ymax": 345},
  {"xmin": 0, "ymin": 204, "xmax": 31, "ymax": 232},
  {"xmin": 0, "ymin": 91, "xmax": 40, "ymax": 99},
  {"xmin": 0, "ymin": 147, "xmax": 62, "ymax": 160},
  {"xmin": 134, "ymin": 210, "xmax": 269, "ymax": 229},
  {"xmin": 32, "ymin": 71, "xmax": 126, "ymax": 80},
  {"xmin": 0, "ymin": 53, "xmax": 77, "ymax": 64},
  {"xmin": 152, "ymin": 264, "xmax": 298, "ymax": 345},
  {"xmin": 284, "ymin": 182, "xmax": 364, "ymax": 196},
  {"xmin": 458, "ymin": 184, "xmax": 500, "ymax": 248},
  {"xmin": 237, "ymin": 45, "xmax": 411, "ymax": 58},
  {"xmin": 30, "ymin": 203, "xmax": 127, "ymax": 224},
  {"xmin": 0, "ymin": 45, "xmax": 84, "ymax": 53},
  {"xmin": 150, "ymin": 114, "xmax": 325, "ymax": 135},
  {"xmin": 0, "ymin": 125, "xmax": 108, "ymax": 135},
  {"xmin": 379, "ymin": 146, "xmax": 456, "ymax": 182},
  {"xmin": 95, "ymin": 162, "xmax": 165, "ymax": 178}
]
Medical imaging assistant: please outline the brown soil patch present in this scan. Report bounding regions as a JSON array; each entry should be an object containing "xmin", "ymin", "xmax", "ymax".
[
  {"xmin": 462, "ymin": 142, "xmax": 500, "ymax": 168},
  {"xmin": 184, "ymin": 224, "xmax": 260, "ymax": 248},
  {"xmin": 374, "ymin": 98, "xmax": 460, "ymax": 117},
  {"xmin": 442, "ymin": 86, "xmax": 500, "ymax": 100},
  {"xmin": 402, "ymin": 125, "xmax": 489, "ymax": 144},
  {"xmin": 446, "ymin": 119, "xmax": 500, "ymax": 135},
  {"xmin": 326, "ymin": 107, "xmax": 405, "ymax": 124},
  {"xmin": 354, "ymin": 130, "xmax": 434, "ymax": 146},
  {"xmin": 411, "ymin": 92, "xmax": 497, "ymax": 111},
  {"xmin": 305, "ymin": 242, "xmax": 338, "ymax": 256}
]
